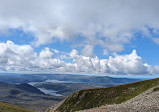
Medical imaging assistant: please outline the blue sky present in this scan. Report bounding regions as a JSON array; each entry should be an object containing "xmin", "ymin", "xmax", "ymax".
[
  {"xmin": 0, "ymin": 28, "xmax": 158, "ymax": 65},
  {"xmin": 0, "ymin": 0, "xmax": 159, "ymax": 76}
]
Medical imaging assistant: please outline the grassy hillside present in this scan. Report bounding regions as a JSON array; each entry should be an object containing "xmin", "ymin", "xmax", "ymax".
[
  {"xmin": 57, "ymin": 78, "xmax": 159, "ymax": 112},
  {"xmin": 0, "ymin": 101, "xmax": 34, "ymax": 112}
]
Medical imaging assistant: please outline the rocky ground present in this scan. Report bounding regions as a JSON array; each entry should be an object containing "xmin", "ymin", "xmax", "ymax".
[
  {"xmin": 78, "ymin": 85, "xmax": 159, "ymax": 112},
  {"xmin": 46, "ymin": 99, "xmax": 65, "ymax": 112}
]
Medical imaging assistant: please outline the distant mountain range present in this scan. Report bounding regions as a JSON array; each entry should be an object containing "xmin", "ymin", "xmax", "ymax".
[{"xmin": 0, "ymin": 73, "xmax": 140, "ymax": 84}]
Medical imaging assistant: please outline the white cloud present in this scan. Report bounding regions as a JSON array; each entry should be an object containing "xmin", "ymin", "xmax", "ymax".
[
  {"xmin": 0, "ymin": 41, "xmax": 158, "ymax": 75},
  {"xmin": 152, "ymin": 38, "xmax": 159, "ymax": 45},
  {"xmin": 151, "ymin": 65, "xmax": 159, "ymax": 74},
  {"xmin": 0, "ymin": 41, "xmax": 38, "ymax": 71},
  {"xmin": 40, "ymin": 47, "xmax": 54, "ymax": 59},
  {"xmin": 107, "ymin": 50, "xmax": 150, "ymax": 74},
  {"xmin": 81, "ymin": 45, "xmax": 94, "ymax": 57},
  {"xmin": 0, "ymin": 0, "xmax": 159, "ymax": 51},
  {"xmin": 69, "ymin": 49, "xmax": 158, "ymax": 75},
  {"xmin": 70, "ymin": 49, "xmax": 79, "ymax": 59},
  {"xmin": 53, "ymin": 49, "xmax": 59, "ymax": 54},
  {"xmin": 103, "ymin": 50, "xmax": 108, "ymax": 56}
]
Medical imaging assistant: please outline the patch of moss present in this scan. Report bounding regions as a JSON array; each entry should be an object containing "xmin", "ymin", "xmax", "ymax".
[
  {"xmin": 57, "ymin": 78, "xmax": 159, "ymax": 112},
  {"xmin": 153, "ymin": 87, "xmax": 159, "ymax": 92}
]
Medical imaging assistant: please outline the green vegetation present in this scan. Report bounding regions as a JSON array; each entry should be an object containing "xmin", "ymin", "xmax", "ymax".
[
  {"xmin": 0, "ymin": 101, "xmax": 34, "ymax": 112},
  {"xmin": 153, "ymin": 87, "xmax": 159, "ymax": 92},
  {"xmin": 57, "ymin": 78, "xmax": 159, "ymax": 112}
]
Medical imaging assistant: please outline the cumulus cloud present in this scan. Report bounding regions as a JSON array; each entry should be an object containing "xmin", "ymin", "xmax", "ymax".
[
  {"xmin": 0, "ymin": 41, "xmax": 38, "ymax": 71},
  {"xmin": 0, "ymin": 41, "xmax": 64, "ymax": 72},
  {"xmin": 106, "ymin": 50, "xmax": 151, "ymax": 74},
  {"xmin": 69, "ymin": 49, "xmax": 155, "ymax": 75},
  {"xmin": 81, "ymin": 45, "xmax": 94, "ymax": 57},
  {"xmin": 0, "ymin": 41, "xmax": 158, "ymax": 75},
  {"xmin": 103, "ymin": 50, "xmax": 108, "ymax": 56},
  {"xmin": 0, "ymin": 0, "xmax": 159, "ymax": 51},
  {"xmin": 40, "ymin": 48, "xmax": 54, "ymax": 59},
  {"xmin": 53, "ymin": 49, "xmax": 59, "ymax": 54}
]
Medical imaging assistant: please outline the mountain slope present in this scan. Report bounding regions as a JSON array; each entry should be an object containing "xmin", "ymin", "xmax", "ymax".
[
  {"xmin": 79, "ymin": 85, "xmax": 159, "ymax": 112},
  {"xmin": 0, "ymin": 82, "xmax": 62, "ymax": 111},
  {"xmin": 50, "ymin": 78, "xmax": 159, "ymax": 112},
  {"xmin": 0, "ymin": 101, "xmax": 34, "ymax": 112},
  {"xmin": 16, "ymin": 83, "xmax": 45, "ymax": 94}
]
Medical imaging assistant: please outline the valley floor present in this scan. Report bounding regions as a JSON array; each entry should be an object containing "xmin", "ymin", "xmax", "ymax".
[{"xmin": 78, "ymin": 85, "xmax": 159, "ymax": 112}]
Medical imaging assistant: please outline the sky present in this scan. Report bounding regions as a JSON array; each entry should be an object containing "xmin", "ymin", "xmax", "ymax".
[{"xmin": 0, "ymin": 0, "xmax": 159, "ymax": 76}]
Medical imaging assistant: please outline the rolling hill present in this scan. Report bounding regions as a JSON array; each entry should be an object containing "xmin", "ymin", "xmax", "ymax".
[
  {"xmin": 0, "ymin": 82, "xmax": 62, "ymax": 111},
  {"xmin": 0, "ymin": 101, "xmax": 34, "ymax": 112},
  {"xmin": 48, "ymin": 78, "xmax": 159, "ymax": 112},
  {"xmin": 78, "ymin": 85, "xmax": 159, "ymax": 112}
]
